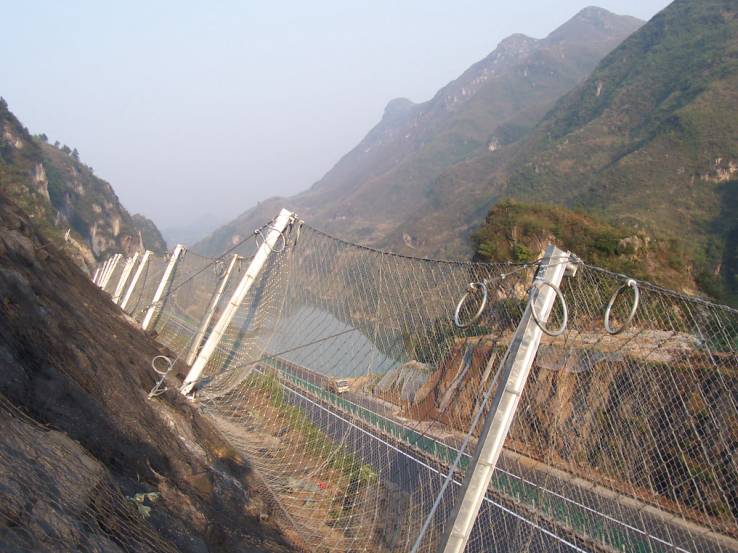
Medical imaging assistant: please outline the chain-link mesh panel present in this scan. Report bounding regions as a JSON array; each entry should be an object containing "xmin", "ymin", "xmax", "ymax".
[{"xmin": 147, "ymin": 223, "xmax": 548, "ymax": 552}]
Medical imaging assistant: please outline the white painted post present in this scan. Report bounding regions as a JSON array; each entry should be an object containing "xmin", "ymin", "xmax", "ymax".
[
  {"xmin": 110, "ymin": 255, "xmax": 129, "ymax": 299},
  {"xmin": 95, "ymin": 258, "xmax": 111, "ymax": 286},
  {"xmin": 438, "ymin": 245, "xmax": 572, "ymax": 553},
  {"xmin": 92, "ymin": 267, "xmax": 101, "ymax": 285},
  {"xmin": 120, "ymin": 250, "xmax": 151, "ymax": 312},
  {"xmin": 141, "ymin": 245, "xmax": 185, "ymax": 331},
  {"xmin": 185, "ymin": 253, "xmax": 241, "ymax": 366},
  {"xmin": 181, "ymin": 208, "xmax": 293, "ymax": 395},
  {"xmin": 109, "ymin": 254, "xmax": 124, "ymax": 288},
  {"xmin": 100, "ymin": 254, "xmax": 122, "ymax": 290},
  {"xmin": 104, "ymin": 255, "xmax": 121, "ymax": 288},
  {"xmin": 98, "ymin": 257, "xmax": 113, "ymax": 287},
  {"xmin": 112, "ymin": 252, "xmax": 139, "ymax": 304}
]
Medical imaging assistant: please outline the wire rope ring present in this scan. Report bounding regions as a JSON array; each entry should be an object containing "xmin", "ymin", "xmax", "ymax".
[
  {"xmin": 151, "ymin": 355, "xmax": 174, "ymax": 376},
  {"xmin": 213, "ymin": 259, "xmax": 226, "ymax": 278},
  {"xmin": 254, "ymin": 226, "xmax": 287, "ymax": 253},
  {"xmin": 148, "ymin": 355, "xmax": 174, "ymax": 398},
  {"xmin": 529, "ymin": 280, "xmax": 568, "ymax": 337},
  {"xmin": 454, "ymin": 282, "xmax": 488, "ymax": 328},
  {"xmin": 604, "ymin": 278, "xmax": 639, "ymax": 335}
]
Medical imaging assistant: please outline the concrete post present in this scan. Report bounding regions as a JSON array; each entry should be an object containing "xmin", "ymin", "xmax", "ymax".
[
  {"xmin": 95, "ymin": 258, "xmax": 111, "ymax": 286},
  {"xmin": 100, "ymin": 254, "xmax": 122, "ymax": 290},
  {"xmin": 113, "ymin": 252, "xmax": 139, "ymax": 304}
]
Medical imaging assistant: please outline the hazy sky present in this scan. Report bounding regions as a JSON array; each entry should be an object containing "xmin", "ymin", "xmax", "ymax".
[{"xmin": 1, "ymin": 0, "xmax": 670, "ymax": 229}]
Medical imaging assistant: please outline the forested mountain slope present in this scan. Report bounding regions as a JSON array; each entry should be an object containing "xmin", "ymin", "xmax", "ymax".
[
  {"xmin": 414, "ymin": 0, "xmax": 738, "ymax": 302},
  {"xmin": 0, "ymin": 98, "xmax": 166, "ymax": 271}
]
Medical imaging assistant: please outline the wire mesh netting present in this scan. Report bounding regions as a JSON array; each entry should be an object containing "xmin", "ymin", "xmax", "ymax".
[
  {"xmin": 495, "ymin": 263, "xmax": 738, "ymax": 553},
  {"xmin": 0, "ymin": 394, "xmax": 179, "ymax": 553},
  {"xmin": 123, "ymin": 254, "xmax": 170, "ymax": 324},
  {"xmin": 89, "ymin": 218, "xmax": 738, "ymax": 553}
]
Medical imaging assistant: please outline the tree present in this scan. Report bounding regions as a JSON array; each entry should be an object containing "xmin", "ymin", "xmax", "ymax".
[
  {"xmin": 54, "ymin": 141, "xmax": 60, "ymax": 148},
  {"xmin": 0, "ymin": 97, "xmax": 7, "ymax": 110},
  {"xmin": 71, "ymin": 148, "xmax": 80, "ymax": 161},
  {"xmin": 61, "ymin": 145, "xmax": 71, "ymax": 155}
]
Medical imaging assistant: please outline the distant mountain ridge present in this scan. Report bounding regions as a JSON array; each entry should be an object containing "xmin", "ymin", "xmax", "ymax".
[
  {"xmin": 196, "ymin": 6, "xmax": 643, "ymax": 254},
  {"xmin": 0, "ymin": 98, "xmax": 166, "ymax": 270},
  {"xmin": 404, "ymin": 0, "xmax": 738, "ymax": 301},
  {"xmin": 162, "ymin": 213, "xmax": 224, "ymax": 248}
]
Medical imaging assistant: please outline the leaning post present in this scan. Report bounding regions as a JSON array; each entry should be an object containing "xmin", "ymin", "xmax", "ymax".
[
  {"xmin": 113, "ymin": 252, "xmax": 139, "ymax": 304},
  {"xmin": 185, "ymin": 253, "xmax": 242, "ymax": 366},
  {"xmin": 141, "ymin": 245, "xmax": 185, "ymax": 331},
  {"xmin": 100, "ymin": 254, "xmax": 122, "ymax": 290},
  {"xmin": 95, "ymin": 257, "xmax": 111, "ymax": 286},
  {"xmin": 120, "ymin": 250, "xmax": 151, "ymax": 312},
  {"xmin": 437, "ymin": 244, "xmax": 574, "ymax": 553},
  {"xmin": 181, "ymin": 208, "xmax": 294, "ymax": 395},
  {"xmin": 98, "ymin": 256, "xmax": 114, "ymax": 287}
]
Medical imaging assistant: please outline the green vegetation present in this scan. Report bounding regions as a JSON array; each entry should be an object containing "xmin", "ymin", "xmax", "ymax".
[
  {"xmin": 483, "ymin": 0, "xmax": 738, "ymax": 305},
  {"xmin": 472, "ymin": 199, "xmax": 681, "ymax": 282},
  {"xmin": 251, "ymin": 371, "xmax": 378, "ymax": 488}
]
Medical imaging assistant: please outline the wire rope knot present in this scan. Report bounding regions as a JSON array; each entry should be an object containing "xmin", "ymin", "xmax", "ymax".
[
  {"xmin": 454, "ymin": 281, "xmax": 489, "ymax": 328},
  {"xmin": 604, "ymin": 278, "xmax": 639, "ymax": 335},
  {"xmin": 529, "ymin": 280, "xmax": 568, "ymax": 337}
]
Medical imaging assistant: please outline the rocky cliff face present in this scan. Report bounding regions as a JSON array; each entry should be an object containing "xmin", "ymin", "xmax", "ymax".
[{"xmin": 0, "ymin": 98, "xmax": 166, "ymax": 273}]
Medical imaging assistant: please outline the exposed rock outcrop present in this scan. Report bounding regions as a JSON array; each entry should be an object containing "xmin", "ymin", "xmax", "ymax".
[{"xmin": 0, "ymin": 98, "xmax": 167, "ymax": 274}]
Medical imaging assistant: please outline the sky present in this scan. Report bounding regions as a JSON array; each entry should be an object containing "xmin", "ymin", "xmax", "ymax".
[{"xmin": 1, "ymin": 0, "xmax": 671, "ymax": 231}]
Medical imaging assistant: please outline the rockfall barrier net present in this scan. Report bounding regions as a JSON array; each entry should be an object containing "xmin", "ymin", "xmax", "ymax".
[
  {"xmin": 93, "ymin": 216, "xmax": 737, "ymax": 553},
  {"xmin": 0, "ymin": 394, "xmax": 178, "ymax": 553}
]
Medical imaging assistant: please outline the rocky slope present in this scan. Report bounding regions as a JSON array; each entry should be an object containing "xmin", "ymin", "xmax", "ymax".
[
  {"xmin": 196, "ymin": 7, "xmax": 642, "ymax": 255},
  {"xmin": 0, "ymin": 98, "xmax": 166, "ymax": 272},
  {"xmin": 405, "ymin": 332, "xmax": 738, "ymax": 539},
  {"xmin": 0, "ymin": 193, "xmax": 298, "ymax": 552}
]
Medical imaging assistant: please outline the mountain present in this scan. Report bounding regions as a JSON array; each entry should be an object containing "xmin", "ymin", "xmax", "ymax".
[
  {"xmin": 408, "ymin": 0, "xmax": 738, "ymax": 301},
  {"xmin": 0, "ymin": 98, "xmax": 167, "ymax": 271},
  {"xmin": 196, "ymin": 7, "xmax": 643, "ymax": 255}
]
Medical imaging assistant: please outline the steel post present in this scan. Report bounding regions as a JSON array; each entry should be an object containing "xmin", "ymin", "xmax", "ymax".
[
  {"xmin": 438, "ymin": 245, "xmax": 571, "ymax": 553},
  {"xmin": 141, "ymin": 245, "xmax": 185, "ymax": 331},
  {"xmin": 181, "ymin": 208, "xmax": 293, "ymax": 395}
]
